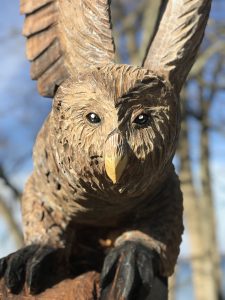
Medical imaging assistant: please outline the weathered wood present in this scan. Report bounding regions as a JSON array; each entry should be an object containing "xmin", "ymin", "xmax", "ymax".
[
  {"xmin": 20, "ymin": 0, "xmax": 53, "ymax": 15},
  {"xmin": 26, "ymin": 27, "xmax": 57, "ymax": 61},
  {"xmin": 0, "ymin": 272, "xmax": 100, "ymax": 300},
  {"xmin": 1, "ymin": 0, "xmax": 211, "ymax": 298},
  {"xmin": 143, "ymin": 0, "xmax": 212, "ymax": 92},
  {"xmin": 30, "ymin": 40, "xmax": 62, "ymax": 80},
  {"xmin": 21, "ymin": 0, "xmax": 115, "ymax": 98},
  {"xmin": 37, "ymin": 57, "xmax": 67, "ymax": 96},
  {"xmin": 22, "ymin": 3, "xmax": 57, "ymax": 37}
]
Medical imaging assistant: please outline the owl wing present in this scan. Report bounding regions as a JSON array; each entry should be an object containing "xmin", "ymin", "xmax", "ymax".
[
  {"xmin": 21, "ymin": 0, "xmax": 115, "ymax": 97},
  {"xmin": 143, "ymin": 0, "xmax": 211, "ymax": 93}
]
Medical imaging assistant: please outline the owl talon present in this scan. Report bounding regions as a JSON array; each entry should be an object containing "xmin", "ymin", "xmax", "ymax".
[
  {"xmin": 0, "ymin": 256, "xmax": 8, "ymax": 277},
  {"xmin": 100, "ymin": 241, "xmax": 167, "ymax": 300},
  {"xmin": 0, "ymin": 245, "xmax": 63, "ymax": 295},
  {"xmin": 26, "ymin": 246, "xmax": 64, "ymax": 294},
  {"xmin": 0, "ymin": 245, "xmax": 39, "ymax": 294}
]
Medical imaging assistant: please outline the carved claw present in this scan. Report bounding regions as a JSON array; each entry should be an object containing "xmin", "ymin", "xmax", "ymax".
[
  {"xmin": 100, "ymin": 241, "xmax": 168, "ymax": 300},
  {"xmin": 0, "ymin": 245, "xmax": 63, "ymax": 295}
]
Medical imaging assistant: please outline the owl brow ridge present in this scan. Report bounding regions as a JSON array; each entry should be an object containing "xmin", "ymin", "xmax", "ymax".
[{"xmin": 115, "ymin": 78, "xmax": 168, "ymax": 107}]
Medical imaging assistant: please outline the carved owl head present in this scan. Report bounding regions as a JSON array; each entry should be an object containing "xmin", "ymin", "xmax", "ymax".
[
  {"xmin": 51, "ymin": 64, "xmax": 178, "ymax": 197},
  {"xmin": 21, "ymin": 0, "xmax": 211, "ymax": 195}
]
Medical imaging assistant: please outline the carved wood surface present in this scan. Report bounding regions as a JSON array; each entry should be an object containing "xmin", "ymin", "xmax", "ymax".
[
  {"xmin": 21, "ymin": 0, "xmax": 212, "ymax": 97},
  {"xmin": 4, "ymin": 0, "xmax": 212, "ymax": 299},
  {"xmin": 21, "ymin": 0, "xmax": 115, "ymax": 97},
  {"xmin": 0, "ymin": 272, "xmax": 100, "ymax": 300},
  {"xmin": 143, "ymin": 0, "xmax": 211, "ymax": 92}
]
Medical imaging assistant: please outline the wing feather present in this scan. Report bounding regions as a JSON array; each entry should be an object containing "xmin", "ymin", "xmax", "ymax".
[
  {"xmin": 30, "ymin": 39, "xmax": 62, "ymax": 80},
  {"xmin": 22, "ymin": 3, "xmax": 57, "ymax": 37},
  {"xmin": 26, "ymin": 26, "xmax": 57, "ymax": 61},
  {"xmin": 20, "ymin": 0, "xmax": 53, "ymax": 14},
  {"xmin": 37, "ymin": 57, "xmax": 67, "ymax": 97},
  {"xmin": 21, "ymin": 0, "xmax": 115, "ymax": 97},
  {"xmin": 143, "ymin": 0, "xmax": 211, "ymax": 92}
]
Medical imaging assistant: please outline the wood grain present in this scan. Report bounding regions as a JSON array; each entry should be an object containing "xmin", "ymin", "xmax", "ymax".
[
  {"xmin": 21, "ymin": 0, "xmax": 115, "ymax": 97},
  {"xmin": 143, "ymin": 0, "xmax": 211, "ymax": 92},
  {"xmin": 0, "ymin": 272, "xmax": 100, "ymax": 300},
  {"xmin": 14, "ymin": 0, "xmax": 211, "ymax": 298}
]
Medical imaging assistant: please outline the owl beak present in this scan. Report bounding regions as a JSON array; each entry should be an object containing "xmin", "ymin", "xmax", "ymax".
[
  {"xmin": 104, "ymin": 131, "xmax": 128, "ymax": 184},
  {"xmin": 105, "ymin": 155, "xmax": 128, "ymax": 184}
]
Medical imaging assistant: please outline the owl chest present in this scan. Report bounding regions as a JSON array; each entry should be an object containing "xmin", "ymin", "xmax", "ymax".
[
  {"xmin": 57, "ymin": 185, "xmax": 135, "ymax": 225},
  {"xmin": 51, "ymin": 174, "xmax": 164, "ymax": 227}
]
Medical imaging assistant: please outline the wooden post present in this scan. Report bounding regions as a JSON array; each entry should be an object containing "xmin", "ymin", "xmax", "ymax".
[{"xmin": 0, "ymin": 272, "xmax": 100, "ymax": 300}]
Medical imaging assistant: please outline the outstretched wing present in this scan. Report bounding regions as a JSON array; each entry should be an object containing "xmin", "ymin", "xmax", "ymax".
[
  {"xmin": 21, "ymin": 0, "xmax": 115, "ymax": 97},
  {"xmin": 143, "ymin": 0, "xmax": 211, "ymax": 93}
]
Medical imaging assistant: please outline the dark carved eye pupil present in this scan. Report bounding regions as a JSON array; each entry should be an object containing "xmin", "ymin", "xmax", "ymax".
[
  {"xmin": 134, "ymin": 113, "xmax": 149, "ymax": 125},
  {"xmin": 86, "ymin": 112, "xmax": 101, "ymax": 124}
]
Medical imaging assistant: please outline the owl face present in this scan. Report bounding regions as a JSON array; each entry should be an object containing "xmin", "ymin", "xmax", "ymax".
[{"xmin": 52, "ymin": 64, "xmax": 180, "ymax": 197}]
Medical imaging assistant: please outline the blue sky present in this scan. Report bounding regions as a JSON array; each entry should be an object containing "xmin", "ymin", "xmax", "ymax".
[{"xmin": 0, "ymin": 1, "xmax": 51, "ymax": 255}]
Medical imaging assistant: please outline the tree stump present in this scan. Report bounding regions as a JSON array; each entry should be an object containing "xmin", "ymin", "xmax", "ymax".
[{"xmin": 0, "ymin": 272, "xmax": 100, "ymax": 300}]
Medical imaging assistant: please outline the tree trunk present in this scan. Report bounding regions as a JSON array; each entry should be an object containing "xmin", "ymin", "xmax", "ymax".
[
  {"xmin": 199, "ymin": 81, "xmax": 223, "ymax": 299},
  {"xmin": 168, "ymin": 272, "xmax": 176, "ymax": 300},
  {"xmin": 179, "ymin": 90, "xmax": 218, "ymax": 300}
]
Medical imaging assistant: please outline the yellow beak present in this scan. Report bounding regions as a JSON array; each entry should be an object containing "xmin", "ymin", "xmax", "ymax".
[
  {"xmin": 105, "ymin": 155, "xmax": 128, "ymax": 184},
  {"xmin": 104, "ymin": 131, "xmax": 128, "ymax": 184}
]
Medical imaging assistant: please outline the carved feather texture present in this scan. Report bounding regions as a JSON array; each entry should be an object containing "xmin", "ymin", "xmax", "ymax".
[
  {"xmin": 21, "ymin": 0, "xmax": 115, "ymax": 97},
  {"xmin": 17, "ymin": 0, "xmax": 211, "ymax": 295},
  {"xmin": 143, "ymin": 0, "xmax": 211, "ymax": 92},
  {"xmin": 22, "ymin": 65, "xmax": 181, "ymax": 276}
]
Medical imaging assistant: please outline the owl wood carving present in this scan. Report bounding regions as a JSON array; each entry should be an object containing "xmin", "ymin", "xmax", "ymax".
[{"xmin": 0, "ymin": 0, "xmax": 211, "ymax": 299}]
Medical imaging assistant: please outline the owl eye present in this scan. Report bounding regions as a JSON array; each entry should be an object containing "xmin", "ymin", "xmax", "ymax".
[
  {"xmin": 86, "ymin": 112, "xmax": 101, "ymax": 124},
  {"xmin": 133, "ymin": 113, "xmax": 149, "ymax": 125}
]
